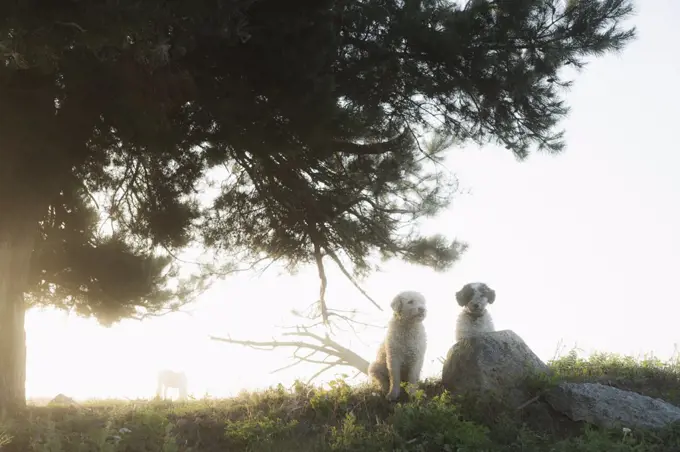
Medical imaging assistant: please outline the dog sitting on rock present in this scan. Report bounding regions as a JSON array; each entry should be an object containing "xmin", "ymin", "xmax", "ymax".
[{"xmin": 455, "ymin": 282, "xmax": 496, "ymax": 341}]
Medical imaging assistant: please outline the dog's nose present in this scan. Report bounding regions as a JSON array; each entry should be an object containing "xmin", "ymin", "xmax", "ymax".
[{"xmin": 418, "ymin": 307, "xmax": 425, "ymax": 314}]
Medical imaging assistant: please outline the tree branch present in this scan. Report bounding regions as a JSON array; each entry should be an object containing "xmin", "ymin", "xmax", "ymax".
[
  {"xmin": 324, "ymin": 246, "xmax": 382, "ymax": 312},
  {"xmin": 209, "ymin": 328, "xmax": 371, "ymax": 379},
  {"xmin": 307, "ymin": 364, "xmax": 337, "ymax": 383},
  {"xmin": 313, "ymin": 241, "xmax": 329, "ymax": 325},
  {"xmin": 333, "ymin": 130, "xmax": 410, "ymax": 155}
]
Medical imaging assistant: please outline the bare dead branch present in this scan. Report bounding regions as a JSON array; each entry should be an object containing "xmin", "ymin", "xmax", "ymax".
[
  {"xmin": 307, "ymin": 364, "xmax": 337, "ymax": 383},
  {"xmin": 209, "ymin": 330, "xmax": 371, "ymax": 379},
  {"xmin": 269, "ymin": 349, "xmax": 317, "ymax": 374},
  {"xmin": 327, "ymin": 311, "xmax": 383, "ymax": 330},
  {"xmin": 210, "ymin": 335, "xmax": 341, "ymax": 357}
]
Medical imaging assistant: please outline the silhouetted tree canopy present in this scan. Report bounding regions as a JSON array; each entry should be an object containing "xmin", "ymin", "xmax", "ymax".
[{"xmin": 0, "ymin": 0, "xmax": 635, "ymax": 411}]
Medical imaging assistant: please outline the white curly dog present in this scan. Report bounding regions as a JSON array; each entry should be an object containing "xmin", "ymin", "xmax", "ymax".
[
  {"xmin": 455, "ymin": 282, "xmax": 496, "ymax": 341},
  {"xmin": 368, "ymin": 290, "xmax": 427, "ymax": 402}
]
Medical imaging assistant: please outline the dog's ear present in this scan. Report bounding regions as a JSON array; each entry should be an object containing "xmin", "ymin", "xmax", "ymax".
[
  {"xmin": 390, "ymin": 295, "xmax": 403, "ymax": 313},
  {"xmin": 455, "ymin": 285, "xmax": 472, "ymax": 307},
  {"xmin": 486, "ymin": 288, "xmax": 496, "ymax": 304}
]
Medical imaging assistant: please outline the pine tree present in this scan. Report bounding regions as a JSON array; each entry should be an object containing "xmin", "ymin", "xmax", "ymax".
[{"xmin": 0, "ymin": 0, "xmax": 635, "ymax": 415}]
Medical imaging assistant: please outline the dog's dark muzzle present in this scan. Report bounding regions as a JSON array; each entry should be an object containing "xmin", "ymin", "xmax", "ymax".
[{"xmin": 467, "ymin": 305, "xmax": 484, "ymax": 316}]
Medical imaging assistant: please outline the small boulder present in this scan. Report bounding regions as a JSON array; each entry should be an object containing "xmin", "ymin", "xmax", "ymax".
[
  {"xmin": 441, "ymin": 330, "xmax": 549, "ymax": 408},
  {"xmin": 545, "ymin": 382, "xmax": 680, "ymax": 430},
  {"xmin": 47, "ymin": 393, "xmax": 78, "ymax": 407}
]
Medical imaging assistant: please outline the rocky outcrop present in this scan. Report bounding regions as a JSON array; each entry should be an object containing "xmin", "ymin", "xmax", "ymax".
[
  {"xmin": 441, "ymin": 329, "xmax": 549, "ymax": 408},
  {"xmin": 440, "ymin": 329, "xmax": 680, "ymax": 432},
  {"xmin": 546, "ymin": 382, "xmax": 680, "ymax": 430}
]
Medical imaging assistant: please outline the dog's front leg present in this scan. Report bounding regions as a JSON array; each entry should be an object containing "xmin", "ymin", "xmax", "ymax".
[
  {"xmin": 386, "ymin": 352, "xmax": 402, "ymax": 402},
  {"xmin": 406, "ymin": 356, "xmax": 424, "ymax": 396}
]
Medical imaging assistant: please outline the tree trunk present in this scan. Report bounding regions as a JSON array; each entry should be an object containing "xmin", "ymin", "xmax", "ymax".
[{"xmin": 0, "ymin": 220, "xmax": 35, "ymax": 419}]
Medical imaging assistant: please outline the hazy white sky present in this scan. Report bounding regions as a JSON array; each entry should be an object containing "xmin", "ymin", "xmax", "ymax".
[{"xmin": 25, "ymin": 1, "xmax": 680, "ymax": 401}]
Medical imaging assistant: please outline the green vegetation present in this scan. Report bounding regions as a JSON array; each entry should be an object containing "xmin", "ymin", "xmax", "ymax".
[{"xmin": 4, "ymin": 351, "xmax": 680, "ymax": 451}]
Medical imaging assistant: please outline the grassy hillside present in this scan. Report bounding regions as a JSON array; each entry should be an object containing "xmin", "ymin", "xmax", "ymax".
[{"xmin": 3, "ymin": 352, "xmax": 680, "ymax": 451}]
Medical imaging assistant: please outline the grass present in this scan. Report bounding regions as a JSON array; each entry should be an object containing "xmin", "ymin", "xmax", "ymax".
[{"xmin": 3, "ymin": 350, "xmax": 680, "ymax": 452}]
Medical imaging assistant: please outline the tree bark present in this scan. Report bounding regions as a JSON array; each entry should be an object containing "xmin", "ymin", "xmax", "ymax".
[
  {"xmin": 0, "ymin": 66, "xmax": 97, "ymax": 420},
  {"xmin": 0, "ymin": 219, "xmax": 36, "ymax": 419}
]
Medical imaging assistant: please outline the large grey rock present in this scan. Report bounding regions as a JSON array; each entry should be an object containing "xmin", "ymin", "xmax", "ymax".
[
  {"xmin": 441, "ymin": 329, "xmax": 549, "ymax": 408},
  {"xmin": 546, "ymin": 382, "xmax": 680, "ymax": 430}
]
